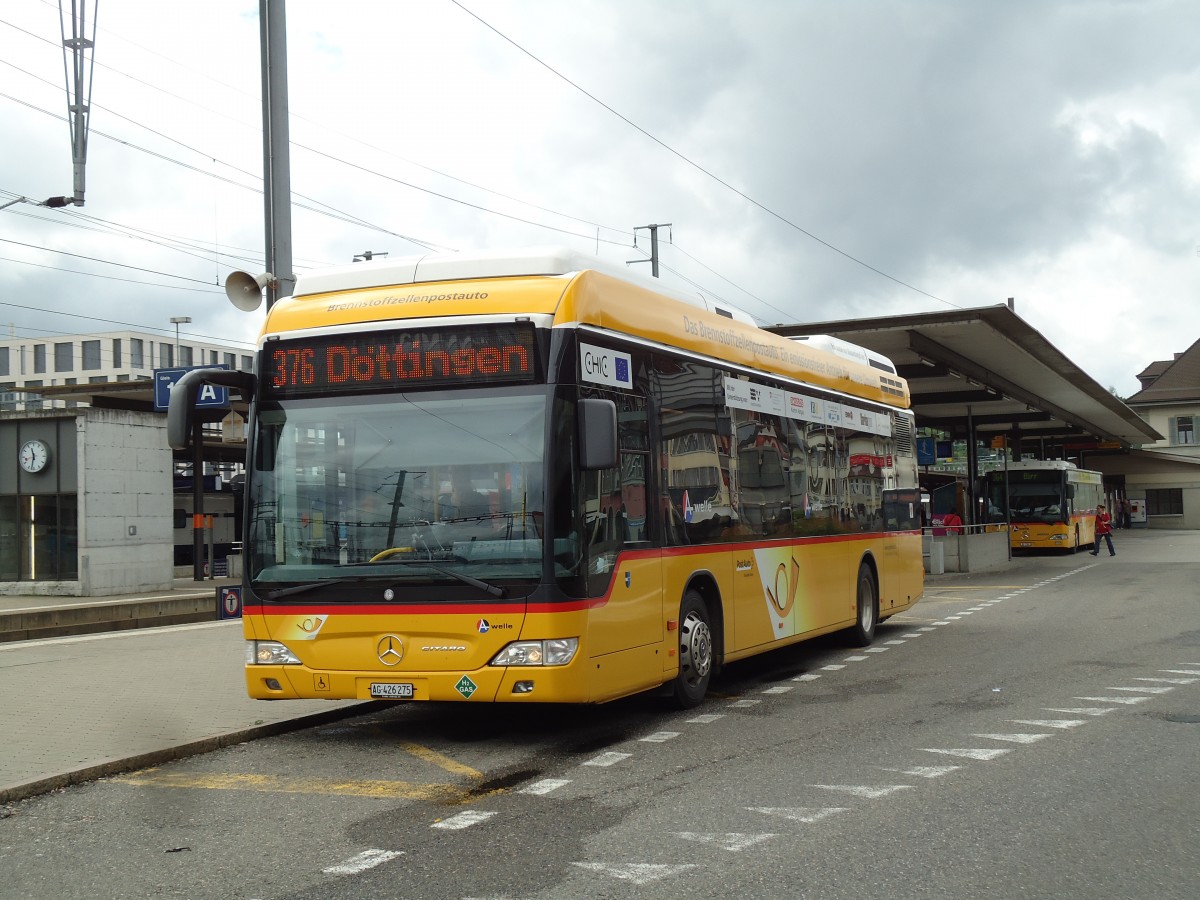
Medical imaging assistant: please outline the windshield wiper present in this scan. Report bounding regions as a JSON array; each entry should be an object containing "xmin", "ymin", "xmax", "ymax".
[
  {"xmin": 264, "ymin": 561, "xmax": 506, "ymax": 600},
  {"xmin": 260, "ymin": 577, "xmax": 363, "ymax": 600},
  {"xmin": 381, "ymin": 560, "xmax": 506, "ymax": 598}
]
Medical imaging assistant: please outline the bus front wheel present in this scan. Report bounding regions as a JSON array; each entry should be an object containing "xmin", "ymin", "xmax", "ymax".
[
  {"xmin": 848, "ymin": 564, "xmax": 878, "ymax": 646},
  {"xmin": 672, "ymin": 591, "xmax": 714, "ymax": 709}
]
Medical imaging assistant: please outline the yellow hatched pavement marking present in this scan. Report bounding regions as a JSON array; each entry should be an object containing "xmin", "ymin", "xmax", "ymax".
[
  {"xmin": 398, "ymin": 741, "xmax": 483, "ymax": 780},
  {"xmin": 110, "ymin": 771, "xmax": 475, "ymax": 801}
]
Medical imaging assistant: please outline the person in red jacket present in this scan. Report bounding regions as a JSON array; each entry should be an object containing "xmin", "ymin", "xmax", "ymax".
[{"xmin": 1090, "ymin": 503, "xmax": 1115, "ymax": 557}]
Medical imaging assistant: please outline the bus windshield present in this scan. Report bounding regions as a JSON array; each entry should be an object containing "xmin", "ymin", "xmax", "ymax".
[
  {"xmin": 247, "ymin": 389, "xmax": 547, "ymax": 591},
  {"xmin": 988, "ymin": 472, "xmax": 1067, "ymax": 525}
]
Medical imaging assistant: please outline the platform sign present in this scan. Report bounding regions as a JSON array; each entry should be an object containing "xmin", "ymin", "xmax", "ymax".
[
  {"xmin": 217, "ymin": 586, "xmax": 243, "ymax": 619},
  {"xmin": 154, "ymin": 366, "xmax": 230, "ymax": 412},
  {"xmin": 916, "ymin": 436, "xmax": 936, "ymax": 466}
]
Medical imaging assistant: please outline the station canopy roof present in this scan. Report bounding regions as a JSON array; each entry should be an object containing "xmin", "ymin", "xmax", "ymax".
[
  {"xmin": 768, "ymin": 304, "xmax": 1161, "ymax": 453},
  {"xmin": 19, "ymin": 304, "xmax": 1163, "ymax": 458}
]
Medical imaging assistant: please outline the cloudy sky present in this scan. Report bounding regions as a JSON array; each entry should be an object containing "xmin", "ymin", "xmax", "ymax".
[{"xmin": 3, "ymin": 0, "xmax": 1198, "ymax": 397}]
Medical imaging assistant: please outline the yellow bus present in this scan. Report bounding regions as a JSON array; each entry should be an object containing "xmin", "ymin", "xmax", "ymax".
[
  {"xmin": 981, "ymin": 459, "xmax": 1103, "ymax": 552},
  {"xmin": 169, "ymin": 248, "xmax": 924, "ymax": 707}
]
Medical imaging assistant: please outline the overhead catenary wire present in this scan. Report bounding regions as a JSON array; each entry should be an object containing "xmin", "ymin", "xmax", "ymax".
[
  {"xmin": 1, "ymin": 11, "xmax": 767, "ymax": 320},
  {"xmin": 449, "ymin": 0, "xmax": 959, "ymax": 311}
]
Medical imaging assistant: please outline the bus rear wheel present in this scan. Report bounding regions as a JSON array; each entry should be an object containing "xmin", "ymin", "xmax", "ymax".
[
  {"xmin": 672, "ymin": 591, "xmax": 713, "ymax": 709},
  {"xmin": 848, "ymin": 563, "xmax": 878, "ymax": 646}
]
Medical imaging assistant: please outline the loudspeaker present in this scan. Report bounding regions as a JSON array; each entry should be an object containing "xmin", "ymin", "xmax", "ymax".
[{"xmin": 225, "ymin": 271, "xmax": 273, "ymax": 311}]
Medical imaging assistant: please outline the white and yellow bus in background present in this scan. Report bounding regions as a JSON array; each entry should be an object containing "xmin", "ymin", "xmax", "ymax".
[
  {"xmin": 170, "ymin": 247, "xmax": 924, "ymax": 707},
  {"xmin": 982, "ymin": 459, "xmax": 1103, "ymax": 551}
]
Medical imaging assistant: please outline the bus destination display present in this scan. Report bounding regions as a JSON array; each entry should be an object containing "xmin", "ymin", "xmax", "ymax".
[{"xmin": 266, "ymin": 323, "xmax": 538, "ymax": 396}]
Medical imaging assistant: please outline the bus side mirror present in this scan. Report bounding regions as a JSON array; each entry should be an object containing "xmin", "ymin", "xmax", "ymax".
[
  {"xmin": 167, "ymin": 368, "xmax": 258, "ymax": 449},
  {"xmin": 578, "ymin": 398, "xmax": 618, "ymax": 471}
]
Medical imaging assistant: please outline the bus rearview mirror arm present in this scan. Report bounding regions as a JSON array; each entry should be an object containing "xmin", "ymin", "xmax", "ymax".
[{"xmin": 167, "ymin": 367, "xmax": 258, "ymax": 450}]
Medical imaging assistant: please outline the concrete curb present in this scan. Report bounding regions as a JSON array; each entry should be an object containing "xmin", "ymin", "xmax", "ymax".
[{"xmin": 0, "ymin": 595, "xmax": 219, "ymax": 642}]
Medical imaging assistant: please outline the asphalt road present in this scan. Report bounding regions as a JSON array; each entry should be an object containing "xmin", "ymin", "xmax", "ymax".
[{"xmin": 2, "ymin": 532, "xmax": 1197, "ymax": 899}]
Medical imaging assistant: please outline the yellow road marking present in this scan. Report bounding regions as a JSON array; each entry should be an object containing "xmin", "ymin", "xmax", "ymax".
[
  {"xmin": 110, "ymin": 771, "xmax": 475, "ymax": 801},
  {"xmin": 397, "ymin": 741, "xmax": 483, "ymax": 780}
]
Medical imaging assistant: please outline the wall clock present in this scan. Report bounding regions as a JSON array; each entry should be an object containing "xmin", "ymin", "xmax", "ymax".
[{"xmin": 19, "ymin": 438, "xmax": 50, "ymax": 473}]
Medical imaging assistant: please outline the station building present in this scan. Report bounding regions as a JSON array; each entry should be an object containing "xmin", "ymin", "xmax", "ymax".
[{"xmin": 0, "ymin": 330, "xmax": 251, "ymax": 595}]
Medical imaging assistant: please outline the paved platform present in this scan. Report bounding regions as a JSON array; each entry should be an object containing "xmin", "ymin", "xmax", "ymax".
[{"xmin": 0, "ymin": 578, "xmax": 371, "ymax": 804}]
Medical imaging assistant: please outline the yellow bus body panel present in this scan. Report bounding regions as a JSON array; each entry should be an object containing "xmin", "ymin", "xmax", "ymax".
[
  {"xmin": 241, "ymin": 532, "xmax": 923, "ymax": 704},
  {"xmin": 1010, "ymin": 514, "xmax": 1096, "ymax": 550},
  {"xmin": 262, "ymin": 276, "xmax": 571, "ymax": 333}
]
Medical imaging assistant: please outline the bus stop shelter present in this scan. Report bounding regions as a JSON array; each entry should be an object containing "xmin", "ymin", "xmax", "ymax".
[{"xmin": 768, "ymin": 304, "xmax": 1163, "ymax": 561}]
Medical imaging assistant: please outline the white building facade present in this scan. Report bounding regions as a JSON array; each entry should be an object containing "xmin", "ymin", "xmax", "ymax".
[{"xmin": 0, "ymin": 329, "xmax": 254, "ymax": 412}]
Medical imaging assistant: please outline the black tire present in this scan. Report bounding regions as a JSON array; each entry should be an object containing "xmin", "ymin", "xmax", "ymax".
[
  {"xmin": 672, "ymin": 590, "xmax": 714, "ymax": 709},
  {"xmin": 847, "ymin": 563, "xmax": 878, "ymax": 646}
]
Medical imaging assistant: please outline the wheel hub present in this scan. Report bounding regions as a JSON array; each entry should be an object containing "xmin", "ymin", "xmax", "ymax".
[{"xmin": 681, "ymin": 611, "xmax": 713, "ymax": 680}]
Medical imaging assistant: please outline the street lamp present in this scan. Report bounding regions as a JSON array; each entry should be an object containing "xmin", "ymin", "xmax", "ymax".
[{"xmin": 170, "ymin": 316, "xmax": 191, "ymax": 366}]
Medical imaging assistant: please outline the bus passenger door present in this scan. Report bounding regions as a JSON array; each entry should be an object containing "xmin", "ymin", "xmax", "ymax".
[
  {"xmin": 881, "ymin": 488, "xmax": 921, "ymax": 611},
  {"xmin": 582, "ymin": 396, "xmax": 663, "ymax": 697}
]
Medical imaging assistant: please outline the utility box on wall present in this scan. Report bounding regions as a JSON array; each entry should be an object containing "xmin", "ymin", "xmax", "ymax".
[{"xmin": 1128, "ymin": 493, "xmax": 1148, "ymax": 526}]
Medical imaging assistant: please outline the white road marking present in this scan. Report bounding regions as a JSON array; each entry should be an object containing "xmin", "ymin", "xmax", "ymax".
[
  {"xmin": 673, "ymin": 832, "xmax": 777, "ymax": 852},
  {"xmin": 882, "ymin": 765, "xmax": 961, "ymax": 778},
  {"xmin": 322, "ymin": 849, "xmax": 403, "ymax": 875},
  {"xmin": 1135, "ymin": 677, "xmax": 1196, "ymax": 685},
  {"xmin": 762, "ymin": 686, "xmax": 794, "ymax": 694},
  {"xmin": 520, "ymin": 778, "xmax": 571, "ymax": 795},
  {"xmin": 729, "ymin": 698, "xmax": 761, "ymax": 708},
  {"xmin": 1043, "ymin": 707, "xmax": 1115, "ymax": 716},
  {"xmin": 810, "ymin": 784, "xmax": 912, "ymax": 799},
  {"xmin": 688, "ymin": 713, "xmax": 725, "ymax": 723},
  {"xmin": 1008, "ymin": 719, "xmax": 1086, "ymax": 729},
  {"xmin": 885, "ymin": 640, "xmax": 907, "ymax": 645},
  {"xmin": 748, "ymin": 807, "xmax": 850, "ymax": 823},
  {"xmin": 1074, "ymin": 695, "xmax": 1150, "ymax": 705},
  {"xmin": 792, "ymin": 673, "xmax": 821, "ymax": 682},
  {"xmin": 918, "ymin": 627, "xmax": 938, "ymax": 632},
  {"xmin": 844, "ymin": 655, "xmax": 870, "ymax": 661},
  {"xmin": 431, "ymin": 810, "xmax": 497, "ymax": 830},
  {"xmin": 583, "ymin": 751, "xmax": 633, "ymax": 767},
  {"xmin": 864, "ymin": 647, "xmax": 889, "ymax": 653},
  {"xmin": 1107, "ymin": 685, "xmax": 1174, "ymax": 694},
  {"xmin": 922, "ymin": 747, "xmax": 1012, "ymax": 760},
  {"xmin": 572, "ymin": 863, "xmax": 696, "ymax": 885},
  {"xmin": 972, "ymin": 733, "xmax": 1054, "ymax": 744},
  {"xmin": 1161, "ymin": 669, "xmax": 1200, "ymax": 676},
  {"xmin": 640, "ymin": 731, "xmax": 681, "ymax": 742},
  {"xmin": 899, "ymin": 633, "xmax": 923, "ymax": 638},
  {"xmin": 932, "ymin": 620, "xmax": 954, "ymax": 625},
  {"xmin": 821, "ymin": 664, "xmax": 847, "ymax": 671}
]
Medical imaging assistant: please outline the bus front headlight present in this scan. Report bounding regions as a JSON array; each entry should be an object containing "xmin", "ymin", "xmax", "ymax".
[
  {"xmin": 490, "ymin": 638, "xmax": 578, "ymax": 667},
  {"xmin": 245, "ymin": 640, "xmax": 302, "ymax": 665}
]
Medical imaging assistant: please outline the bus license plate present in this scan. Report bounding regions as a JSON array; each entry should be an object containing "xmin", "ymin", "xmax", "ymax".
[{"xmin": 370, "ymin": 682, "xmax": 414, "ymax": 699}]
